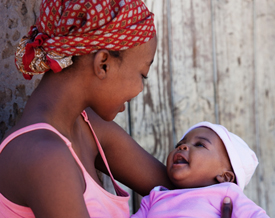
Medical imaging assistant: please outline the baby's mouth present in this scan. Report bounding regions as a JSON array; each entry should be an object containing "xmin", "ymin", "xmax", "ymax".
[{"xmin": 174, "ymin": 153, "xmax": 189, "ymax": 164}]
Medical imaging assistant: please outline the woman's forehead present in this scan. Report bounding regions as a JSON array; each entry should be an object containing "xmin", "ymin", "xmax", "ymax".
[
  {"xmin": 122, "ymin": 35, "xmax": 157, "ymax": 63},
  {"xmin": 126, "ymin": 35, "xmax": 157, "ymax": 55}
]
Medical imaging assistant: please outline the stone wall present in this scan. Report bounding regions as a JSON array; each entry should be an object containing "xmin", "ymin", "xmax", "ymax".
[{"xmin": 0, "ymin": 0, "xmax": 41, "ymax": 140}]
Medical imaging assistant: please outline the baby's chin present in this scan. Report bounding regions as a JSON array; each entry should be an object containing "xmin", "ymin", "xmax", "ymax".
[{"xmin": 171, "ymin": 179, "xmax": 219, "ymax": 189}]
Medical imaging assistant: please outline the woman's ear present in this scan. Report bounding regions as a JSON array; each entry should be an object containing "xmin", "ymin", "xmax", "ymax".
[
  {"xmin": 93, "ymin": 50, "xmax": 110, "ymax": 80},
  {"xmin": 216, "ymin": 171, "xmax": 235, "ymax": 183}
]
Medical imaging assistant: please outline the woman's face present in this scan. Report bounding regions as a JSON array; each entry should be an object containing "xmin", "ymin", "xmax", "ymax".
[{"xmin": 95, "ymin": 36, "xmax": 157, "ymax": 121}]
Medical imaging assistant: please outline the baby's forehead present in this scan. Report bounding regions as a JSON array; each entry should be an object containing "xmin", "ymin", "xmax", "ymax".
[
  {"xmin": 181, "ymin": 127, "xmax": 227, "ymax": 149},
  {"xmin": 182, "ymin": 126, "xmax": 219, "ymax": 140},
  {"xmin": 185, "ymin": 126, "xmax": 231, "ymax": 158}
]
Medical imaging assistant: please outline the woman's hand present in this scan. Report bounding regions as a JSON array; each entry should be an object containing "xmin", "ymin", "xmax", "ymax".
[{"xmin": 221, "ymin": 197, "xmax": 232, "ymax": 218}]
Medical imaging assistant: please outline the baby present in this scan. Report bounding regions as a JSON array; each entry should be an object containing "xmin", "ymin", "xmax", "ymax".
[{"xmin": 131, "ymin": 121, "xmax": 269, "ymax": 218}]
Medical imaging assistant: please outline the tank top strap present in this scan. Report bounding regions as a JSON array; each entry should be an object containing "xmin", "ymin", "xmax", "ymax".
[
  {"xmin": 0, "ymin": 123, "xmax": 71, "ymax": 153},
  {"xmin": 81, "ymin": 110, "xmax": 128, "ymax": 197},
  {"xmin": 0, "ymin": 123, "xmax": 93, "ymax": 178}
]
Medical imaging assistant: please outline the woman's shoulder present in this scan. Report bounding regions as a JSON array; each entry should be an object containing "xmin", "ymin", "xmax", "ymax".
[
  {"xmin": 0, "ymin": 123, "xmax": 79, "ymax": 176},
  {"xmin": 1, "ymin": 122, "xmax": 71, "ymax": 154},
  {"xmin": 0, "ymin": 125, "xmax": 84, "ymax": 205}
]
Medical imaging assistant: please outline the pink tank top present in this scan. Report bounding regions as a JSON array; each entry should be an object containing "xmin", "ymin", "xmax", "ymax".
[{"xmin": 0, "ymin": 111, "xmax": 130, "ymax": 218}]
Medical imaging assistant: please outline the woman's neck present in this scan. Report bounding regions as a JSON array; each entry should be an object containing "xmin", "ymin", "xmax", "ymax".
[{"xmin": 18, "ymin": 70, "xmax": 90, "ymax": 138}]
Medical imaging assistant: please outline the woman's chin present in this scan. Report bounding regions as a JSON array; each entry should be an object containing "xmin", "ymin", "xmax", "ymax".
[{"xmin": 119, "ymin": 103, "xmax": 126, "ymax": 113}]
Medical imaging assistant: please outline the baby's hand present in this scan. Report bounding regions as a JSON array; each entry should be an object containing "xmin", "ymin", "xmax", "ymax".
[{"xmin": 221, "ymin": 197, "xmax": 232, "ymax": 218}]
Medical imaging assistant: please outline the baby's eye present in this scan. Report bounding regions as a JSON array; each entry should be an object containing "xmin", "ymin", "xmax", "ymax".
[
  {"xmin": 175, "ymin": 138, "xmax": 186, "ymax": 148},
  {"xmin": 194, "ymin": 142, "xmax": 205, "ymax": 148}
]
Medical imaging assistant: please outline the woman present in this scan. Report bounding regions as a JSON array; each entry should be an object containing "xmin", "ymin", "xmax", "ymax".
[{"xmin": 0, "ymin": 0, "xmax": 232, "ymax": 217}]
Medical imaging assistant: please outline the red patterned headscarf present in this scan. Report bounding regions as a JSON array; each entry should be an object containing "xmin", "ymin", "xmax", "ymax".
[{"xmin": 15, "ymin": 0, "xmax": 156, "ymax": 80}]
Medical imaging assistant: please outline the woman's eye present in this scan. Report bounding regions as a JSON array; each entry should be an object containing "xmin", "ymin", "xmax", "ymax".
[{"xmin": 142, "ymin": 74, "xmax": 148, "ymax": 79}]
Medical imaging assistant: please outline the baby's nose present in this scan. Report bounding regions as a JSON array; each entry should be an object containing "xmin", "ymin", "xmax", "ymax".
[{"xmin": 178, "ymin": 144, "xmax": 189, "ymax": 151}]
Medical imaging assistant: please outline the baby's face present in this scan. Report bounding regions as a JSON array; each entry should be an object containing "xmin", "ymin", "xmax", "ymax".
[{"xmin": 166, "ymin": 127, "xmax": 230, "ymax": 189}]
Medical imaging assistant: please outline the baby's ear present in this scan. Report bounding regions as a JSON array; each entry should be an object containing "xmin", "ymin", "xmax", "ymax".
[{"xmin": 216, "ymin": 171, "xmax": 235, "ymax": 183}]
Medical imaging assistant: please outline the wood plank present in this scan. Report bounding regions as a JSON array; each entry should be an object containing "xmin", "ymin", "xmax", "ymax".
[
  {"xmin": 212, "ymin": 0, "xmax": 261, "ymax": 206},
  {"xmin": 130, "ymin": 0, "xmax": 173, "ymax": 164},
  {"xmin": 254, "ymin": 0, "xmax": 275, "ymax": 216},
  {"xmin": 170, "ymin": 0, "xmax": 216, "ymax": 143},
  {"xmin": 129, "ymin": 0, "xmax": 172, "ymax": 212}
]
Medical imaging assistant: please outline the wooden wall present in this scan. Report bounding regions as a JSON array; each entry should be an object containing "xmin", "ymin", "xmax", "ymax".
[
  {"xmin": 114, "ymin": 0, "xmax": 275, "ymax": 216},
  {"xmin": 0, "ymin": 0, "xmax": 274, "ymax": 216}
]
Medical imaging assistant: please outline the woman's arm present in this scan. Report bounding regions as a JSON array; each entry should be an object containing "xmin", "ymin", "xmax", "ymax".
[
  {"xmin": 87, "ymin": 108, "xmax": 233, "ymax": 217},
  {"xmin": 86, "ymin": 107, "xmax": 174, "ymax": 196}
]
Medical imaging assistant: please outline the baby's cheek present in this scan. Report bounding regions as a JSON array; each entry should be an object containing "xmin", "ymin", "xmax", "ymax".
[{"xmin": 166, "ymin": 152, "xmax": 174, "ymax": 166}]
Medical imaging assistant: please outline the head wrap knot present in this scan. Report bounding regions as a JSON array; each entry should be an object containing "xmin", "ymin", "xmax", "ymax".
[{"xmin": 15, "ymin": 0, "xmax": 156, "ymax": 80}]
